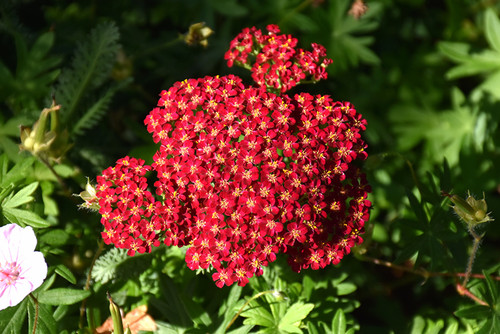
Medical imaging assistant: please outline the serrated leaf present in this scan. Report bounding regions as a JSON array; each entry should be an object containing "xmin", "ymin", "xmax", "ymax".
[
  {"xmin": 2, "ymin": 182, "xmax": 38, "ymax": 208},
  {"xmin": 37, "ymin": 288, "xmax": 91, "ymax": 306},
  {"xmin": 56, "ymin": 21, "xmax": 120, "ymax": 124},
  {"xmin": 71, "ymin": 78, "xmax": 132, "ymax": 136},
  {"xmin": 2, "ymin": 207, "xmax": 50, "ymax": 228},
  {"xmin": 332, "ymin": 308, "xmax": 346, "ymax": 334},
  {"xmin": 485, "ymin": 9, "xmax": 500, "ymax": 53}
]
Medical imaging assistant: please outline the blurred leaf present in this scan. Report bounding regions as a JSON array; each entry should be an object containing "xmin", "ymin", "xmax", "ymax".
[
  {"xmin": 55, "ymin": 21, "xmax": 123, "ymax": 137},
  {"xmin": 485, "ymin": 8, "xmax": 500, "ymax": 54},
  {"xmin": 313, "ymin": 0, "xmax": 381, "ymax": 71},
  {"xmin": 37, "ymin": 288, "xmax": 91, "ymax": 306},
  {"xmin": 0, "ymin": 30, "xmax": 61, "ymax": 114},
  {"xmin": 209, "ymin": 0, "xmax": 248, "ymax": 17},
  {"xmin": 71, "ymin": 77, "xmax": 132, "ymax": 137},
  {"xmin": 2, "ymin": 181, "xmax": 38, "ymax": 208},
  {"xmin": 389, "ymin": 87, "xmax": 480, "ymax": 166},
  {"xmin": 331, "ymin": 308, "xmax": 346, "ymax": 334},
  {"xmin": 454, "ymin": 305, "xmax": 490, "ymax": 319}
]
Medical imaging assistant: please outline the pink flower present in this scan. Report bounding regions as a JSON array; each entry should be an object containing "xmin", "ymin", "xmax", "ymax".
[{"xmin": 0, "ymin": 224, "xmax": 47, "ymax": 310}]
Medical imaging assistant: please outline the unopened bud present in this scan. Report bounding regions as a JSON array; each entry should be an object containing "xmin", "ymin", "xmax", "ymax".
[
  {"xmin": 108, "ymin": 293, "xmax": 124, "ymax": 334},
  {"xmin": 19, "ymin": 99, "xmax": 72, "ymax": 162},
  {"xmin": 184, "ymin": 22, "xmax": 214, "ymax": 48},
  {"xmin": 444, "ymin": 191, "xmax": 494, "ymax": 227},
  {"xmin": 76, "ymin": 178, "xmax": 100, "ymax": 211}
]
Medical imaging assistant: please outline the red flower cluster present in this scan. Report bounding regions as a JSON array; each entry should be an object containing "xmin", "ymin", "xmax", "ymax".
[
  {"xmin": 225, "ymin": 24, "xmax": 332, "ymax": 93},
  {"xmin": 95, "ymin": 25, "xmax": 371, "ymax": 288}
]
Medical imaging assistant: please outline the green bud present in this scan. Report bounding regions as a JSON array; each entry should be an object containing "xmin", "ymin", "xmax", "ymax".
[
  {"xmin": 445, "ymin": 191, "xmax": 494, "ymax": 227},
  {"xmin": 19, "ymin": 99, "xmax": 72, "ymax": 162},
  {"xmin": 108, "ymin": 293, "xmax": 124, "ymax": 334},
  {"xmin": 184, "ymin": 22, "xmax": 214, "ymax": 48},
  {"xmin": 76, "ymin": 178, "xmax": 100, "ymax": 211}
]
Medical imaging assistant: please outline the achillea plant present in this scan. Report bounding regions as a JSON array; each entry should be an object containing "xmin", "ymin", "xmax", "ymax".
[{"xmin": 94, "ymin": 25, "xmax": 371, "ymax": 287}]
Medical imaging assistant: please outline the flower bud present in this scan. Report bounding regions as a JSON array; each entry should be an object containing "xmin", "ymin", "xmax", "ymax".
[
  {"xmin": 76, "ymin": 178, "xmax": 100, "ymax": 211},
  {"xmin": 19, "ymin": 99, "xmax": 72, "ymax": 162},
  {"xmin": 445, "ymin": 191, "xmax": 494, "ymax": 227},
  {"xmin": 108, "ymin": 293, "xmax": 124, "ymax": 334},
  {"xmin": 184, "ymin": 22, "xmax": 214, "ymax": 48}
]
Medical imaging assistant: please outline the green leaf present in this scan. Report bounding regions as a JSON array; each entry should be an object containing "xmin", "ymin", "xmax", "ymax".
[
  {"xmin": 209, "ymin": 0, "xmax": 248, "ymax": 17},
  {"xmin": 56, "ymin": 21, "xmax": 121, "ymax": 125},
  {"xmin": 55, "ymin": 264, "xmax": 77, "ymax": 284},
  {"xmin": 332, "ymin": 308, "xmax": 346, "ymax": 334},
  {"xmin": 40, "ymin": 181, "xmax": 58, "ymax": 216},
  {"xmin": 454, "ymin": 305, "xmax": 490, "ymax": 319},
  {"xmin": 482, "ymin": 268, "xmax": 499, "ymax": 307},
  {"xmin": 406, "ymin": 190, "xmax": 427, "ymax": 224},
  {"xmin": 71, "ymin": 78, "xmax": 132, "ymax": 137},
  {"xmin": 2, "ymin": 182, "xmax": 38, "ymax": 208},
  {"xmin": 485, "ymin": 9, "xmax": 500, "ymax": 53},
  {"xmin": 39, "ymin": 229, "xmax": 70, "ymax": 247},
  {"xmin": 278, "ymin": 302, "xmax": 314, "ymax": 332},
  {"xmin": 37, "ymin": 288, "xmax": 91, "ymax": 306},
  {"xmin": 335, "ymin": 282, "xmax": 357, "ymax": 296},
  {"xmin": 438, "ymin": 42, "xmax": 472, "ymax": 63},
  {"xmin": 0, "ymin": 155, "xmax": 36, "ymax": 188},
  {"xmin": 0, "ymin": 298, "xmax": 28, "ymax": 334},
  {"xmin": 446, "ymin": 56, "xmax": 500, "ymax": 80},
  {"xmin": 2, "ymin": 207, "xmax": 50, "ymax": 228},
  {"xmin": 241, "ymin": 302, "xmax": 275, "ymax": 328},
  {"xmin": 28, "ymin": 297, "xmax": 57, "ymax": 334}
]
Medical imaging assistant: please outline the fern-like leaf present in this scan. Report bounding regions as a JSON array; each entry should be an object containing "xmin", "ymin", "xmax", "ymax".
[
  {"xmin": 92, "ymin": 247, "xmax": 153, "ymax": 284},
  {"xmin": 55, "ymin": 21, "xmax": 120, "ymax": 129},
  {"xmin": 91, "ymin": 248, "xmax": 128, "ymax": 284},
  {"xmin": 72, "ymin": 77, "xmax": 132, "ymax": 136}
]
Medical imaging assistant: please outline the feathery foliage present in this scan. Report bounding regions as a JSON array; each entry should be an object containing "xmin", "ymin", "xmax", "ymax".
[{"xmin": 55, "ymin": 21, "xmax": 122, "ymax": 137}]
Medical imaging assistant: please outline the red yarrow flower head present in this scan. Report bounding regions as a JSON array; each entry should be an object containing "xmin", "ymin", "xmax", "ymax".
[
  {"xmin": 225, "ymin": 25, "xmax": 332, "ymax": 93},
  {"xmin": 94, "ymin": 25, "xmax": 371, "ymax": 288}
]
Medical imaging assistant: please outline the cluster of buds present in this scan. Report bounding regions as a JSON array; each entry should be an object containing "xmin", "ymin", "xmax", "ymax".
[
  {"xmin": 94, "ymin": 25, "xmax": 371, "ymax": 287},
  {"xmin": 225, "ymin": 25, "xmax": 333, "ymax": 93}
]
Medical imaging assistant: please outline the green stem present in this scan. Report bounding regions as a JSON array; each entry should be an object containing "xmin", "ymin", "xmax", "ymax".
[
  {"xmin": 462, "ymin": 228, "xmax": 482, "ymax": 288},
  {"xmin": 79, "ymin": 240, "xmax": 105, "ymax": 330}
]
